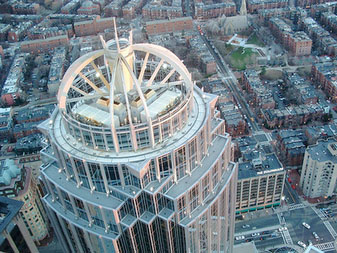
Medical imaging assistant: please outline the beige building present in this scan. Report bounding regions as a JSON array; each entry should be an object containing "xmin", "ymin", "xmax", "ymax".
[
  {"xmin": 300, "ymin": 139, "xmax": 337, "ymax": 198},
  {"xmin": 0, "ymin": 159, "xmax": 49, "ymax": 243},
  {"xmin": 236, "ymin": 153, "xmax": 285, "ymax": 214}
]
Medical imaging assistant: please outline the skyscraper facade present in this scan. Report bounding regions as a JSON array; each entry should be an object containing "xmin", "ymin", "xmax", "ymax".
[{"xmin": 39, "ymin": 35, "xmax": 237, "ymax": 253}]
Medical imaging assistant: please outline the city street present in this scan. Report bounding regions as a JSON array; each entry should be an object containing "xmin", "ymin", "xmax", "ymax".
[{"xmin": 235, "ymin": 203, "xmax": 337, "ymax": 252}]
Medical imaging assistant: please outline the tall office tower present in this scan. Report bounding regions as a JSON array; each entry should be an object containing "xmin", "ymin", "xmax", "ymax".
[{"xmin": 39, "ymin": 35, "xmax": 237, "ymax": 253}]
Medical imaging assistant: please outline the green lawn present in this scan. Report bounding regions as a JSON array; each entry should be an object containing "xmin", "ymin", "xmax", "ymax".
[
  {"xmin": 246, "ymin": 33, "xmax": 265, "ymax": 47},
  {"xmin": 229, "ymin": 47, "xmax": 258, "ymax": 70}
]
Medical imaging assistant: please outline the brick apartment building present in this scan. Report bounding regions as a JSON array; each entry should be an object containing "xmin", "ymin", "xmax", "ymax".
[
  {"xmin": 122, "ymin": 0, "xmax": 144, "ymax": 19},
  {"xmin": 312, "ymin": 58, "xmax": 337, "ymax": 101},
  {"xmin": 247, "ymin": 0, "xmax": 288, "ymax": 13},
  {"xmin": 276, "ymin": 130, "xmax": 307, "ymax": 166},
  {"xmin": 242, "ymin": 70, "xmax": 275, "ymax": 109},
  {"xmin": 20, "ymin": 35, "xmax": 69, "ymax": 54},
  {"xmin": 74, "ymin": 16, "xmax": 114, "ymax": 36},
  {"xmin": 146, "ymin": 17, "xmax": 193, "ymax": 35},
  {"xmin": 262, "ymin": 103, "xmax": 327, "ymax": 129},
  {"xmin": 142, "ymin": 2, "xmax": 183, "ymax": 20},
  {"xmin": 77, "ymin": 0, "xmax": 100, "ymax": 15},
  {"xmin": 12, "ymin": 2, "xmax": 40, "ymax": 14},
  {"xmin": 269, "ymin": 17, "xmax": 312, "ymax": 56},
  {"xmin": 297, "ymin": 0, "xmax": 335, "ymax": 8},
  {"xmin": 194, "ymin": 2, "xmax": 236, "ymax": 19}
]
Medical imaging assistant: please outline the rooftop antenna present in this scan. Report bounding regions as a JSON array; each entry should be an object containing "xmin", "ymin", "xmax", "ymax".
[{"xmin": 113, "ymin": 17, "xmax": 120, "ymax": 52}]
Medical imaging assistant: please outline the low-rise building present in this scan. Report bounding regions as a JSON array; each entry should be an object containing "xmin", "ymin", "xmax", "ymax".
[
  {"xmin": 277, "ymin": 129, "xmax": 307, "ymax": 166},
  {"xmin": 77, "ymin": 0, "xmax": 100, "ymax": 15},
  {"xmin": 74, "ymin": 16, "xmax": 114, "ymax": 36},
  {"xmin": 300, "ymin": 139, "xmax": 337, "ymax": 198},
  {"xmin": 1, "ymin": 53, "xmax": 26, "ymax": 107},
  {"xmin": 14, "ymin": 134, "xmax": 43, "ymax": 155},
  {"xmin": 243, "ymin": 70, "xmax": 275, "ymax": 109},
  {"xmin": 61, "ymin": 0, "xmax": 80, "ymax": 14},
  {"xmin": 146, "ymin": 17, "xmax": 193, "ymax": 35},
  {"xmin": 301, "ymin": 17, "xmax": 337, "ymax": 56},
  {"xmin": 219, "ymin": 102, "xmax": 247, "ymax": 137},
  {"xmin": 0, "ymin": 160, "xmax": 48, "ymax": 243},
  {"xmin": 247, "ymin": 0, "xmax": 288, "ymax": 13},
  {"xmin": 312, "ymin": 57, "xmax": 337, "ymax": 101},
  {"xmin": 20, "ymin": 35, "xmax": 69, "ymax": 54},
  {"xmin": 142, "ymin": 0, "xmax": 183, "ymax": 20},
  {"xmin": 47, "ymin": 47, "xmax": 66, "ymax": 95},
  {"xmin": 194, "ymin": 2, "xmax": 236, "ymax": 19},
  {"xmin": 269, "ymin": 17, "xmax": 312, "ymax": 56},
  {"xmin": 0, "ymin": 108, "xmax": 14, "ymax": 142},
  {"xmin": 262, "ymin": 103, "xmax": 328, "ymax": 129}
]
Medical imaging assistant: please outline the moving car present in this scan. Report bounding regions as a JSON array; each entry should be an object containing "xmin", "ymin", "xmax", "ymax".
[
  {"xmin": 302, "ymin": 222, "xmax": 310, "ymax": 229},
  {"xmin": 313, "ymin": 232, "xmax": 319, "ymax": 240},
  {"xmin": 298, "ymin": 241, "xmax": 306, "ymax": 248}
]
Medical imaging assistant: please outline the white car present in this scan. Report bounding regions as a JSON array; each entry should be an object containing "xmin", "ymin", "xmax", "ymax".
[
  {"xmin": 313, "ymin": 232, "xmax": 319, "ymax": 240},
  {"xmin": 252, "ymin": 232, "xmax": 260, "ymax": 237},
  {"xmin": 278, "ymin": 227, "xmax": 288, "ymax": 232},
  {"xmin": 302, "ymin": 222, "xmax": 311, "ymax": 229},
  {"xmin": 235, "ymin": 235, "xmax": 245, "ymax": 241},
  {"xmin": 298, "ymin": 241, "xmax": 306, "ymax": 248}
]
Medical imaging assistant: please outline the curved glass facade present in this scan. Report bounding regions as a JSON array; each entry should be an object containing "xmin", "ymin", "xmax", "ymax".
[{"xmin": 39, "ymin": 38, "xmax": 237, "ymax": 253}]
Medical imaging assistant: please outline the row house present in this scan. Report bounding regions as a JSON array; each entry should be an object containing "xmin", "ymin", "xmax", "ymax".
[
  {"xmin": 146, "ymin": 17, "xmax": 193, "ymax": 35},
  {"xmin": 258, "ymin": 7, "xmax": 307, "ymax": 24},
  {"xmin": 142, "ymin": 3, "xmax": 183, "ymax": 20},
  {"xmin": 276, "ymin": 129, "xmax": 307, "ymax": 166},
  {"xmin": 8, "ymin": 21, "xmax": 33, "ymax": 42},
  {"xmin": 74, "ymin": 16, "xmax": 114, "ymax": 36},
  {"xmin": 61, "ymin": 0, "xmax": 80, "ymax": 14},
  {"xmin": 262, "ymin": 103, "xmax": 327, "ymax": 129},
  {"xmin": 1, "ymin": 54, "xmax": 26, "ymax": 107},
  {"xmin": 301, "ymin": 17, "xmax": 337, "ymax": 56},
  {"xmin": 247, "ymin": 0, "xmax": 288, "ymax": 13},
  {"xmin": 269, "ymin": 17, "xmax": 312, "ymax": 56},
  {"xmin": 77, "ymin": 1, "xmax": 100, "ymax": 15},
  {"xmin": 297, "ymin": 0, "xmax": 335, "ymax": 8},
  {"xmin": 321, "ymin": 12, "xmax": 337, "ymax": 34},
  {"xmin": 20, "ymin": 35, "xmax": 69, "ymax": 54},
  {"xmin": 312, "ymin": 58, "xmax": 337, "ymax": 101},
  {"xmin": 219, "ymin": 102, "xmax": 247, "ymax": 137},
  {"xmin": 122, "ymin": 0, "xmax": 145, "ymax": 19},
  {"xmin": 194, "ymin": 2, "xmax": 236, "ymax": 19},
  {"xmin": 310, "ymin": 2, "xmax": 337, "ymax": 19},
  {"xmin": 242, "ymin": 70, "xmax": 275, "ymax": 109},
  {"xmin": 103, "ymin": 0, "xmax": 124, "ymax": 17},
  {"xmin": 15, "ymin": 105, "xmax": 55, "ymax": 124},
  {"xmin": 12, "ymin": 2, "xmax": 40, "ymax": 14}
]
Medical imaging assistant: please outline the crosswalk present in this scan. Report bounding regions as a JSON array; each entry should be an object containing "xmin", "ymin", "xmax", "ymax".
[
  {"xmin": 324, "ymin": 221, "xmax": 337, "ymax": 239},
  {"xmin": 288, "ymin": 203, "xmax": 305, "ymax": 211},
  {"xmin": 282, "ymin": 229, "xmax": 293, "ymax": 245},
  {"xmin": 314, "ymin": 241, "xmax": 335, "ymax": 251},
  {"xmin": 312, "ymin": 207, "xmax": 328, "ymax": 220},
  {"xmin": 311, "ymin": 206, "xmax": 337, "ymax": 239}
]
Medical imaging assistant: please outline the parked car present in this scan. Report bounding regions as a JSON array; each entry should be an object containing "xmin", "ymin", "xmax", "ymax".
[{"xmin": 235, "ymin": 235, "xmax": 245, "ymax": 241}]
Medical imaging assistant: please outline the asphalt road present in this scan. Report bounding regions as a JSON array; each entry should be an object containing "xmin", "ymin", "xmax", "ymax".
[
  {"xmin": 234, "ymin": 203, "xmax": 337, "ymax": 251},
  {"xmin": 198, "ymin": 32, "xmax": 260, "ymax": 132},
  {"xmin": 284, "ymin": 206, "xmax": 334, "ymax": 247}
]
